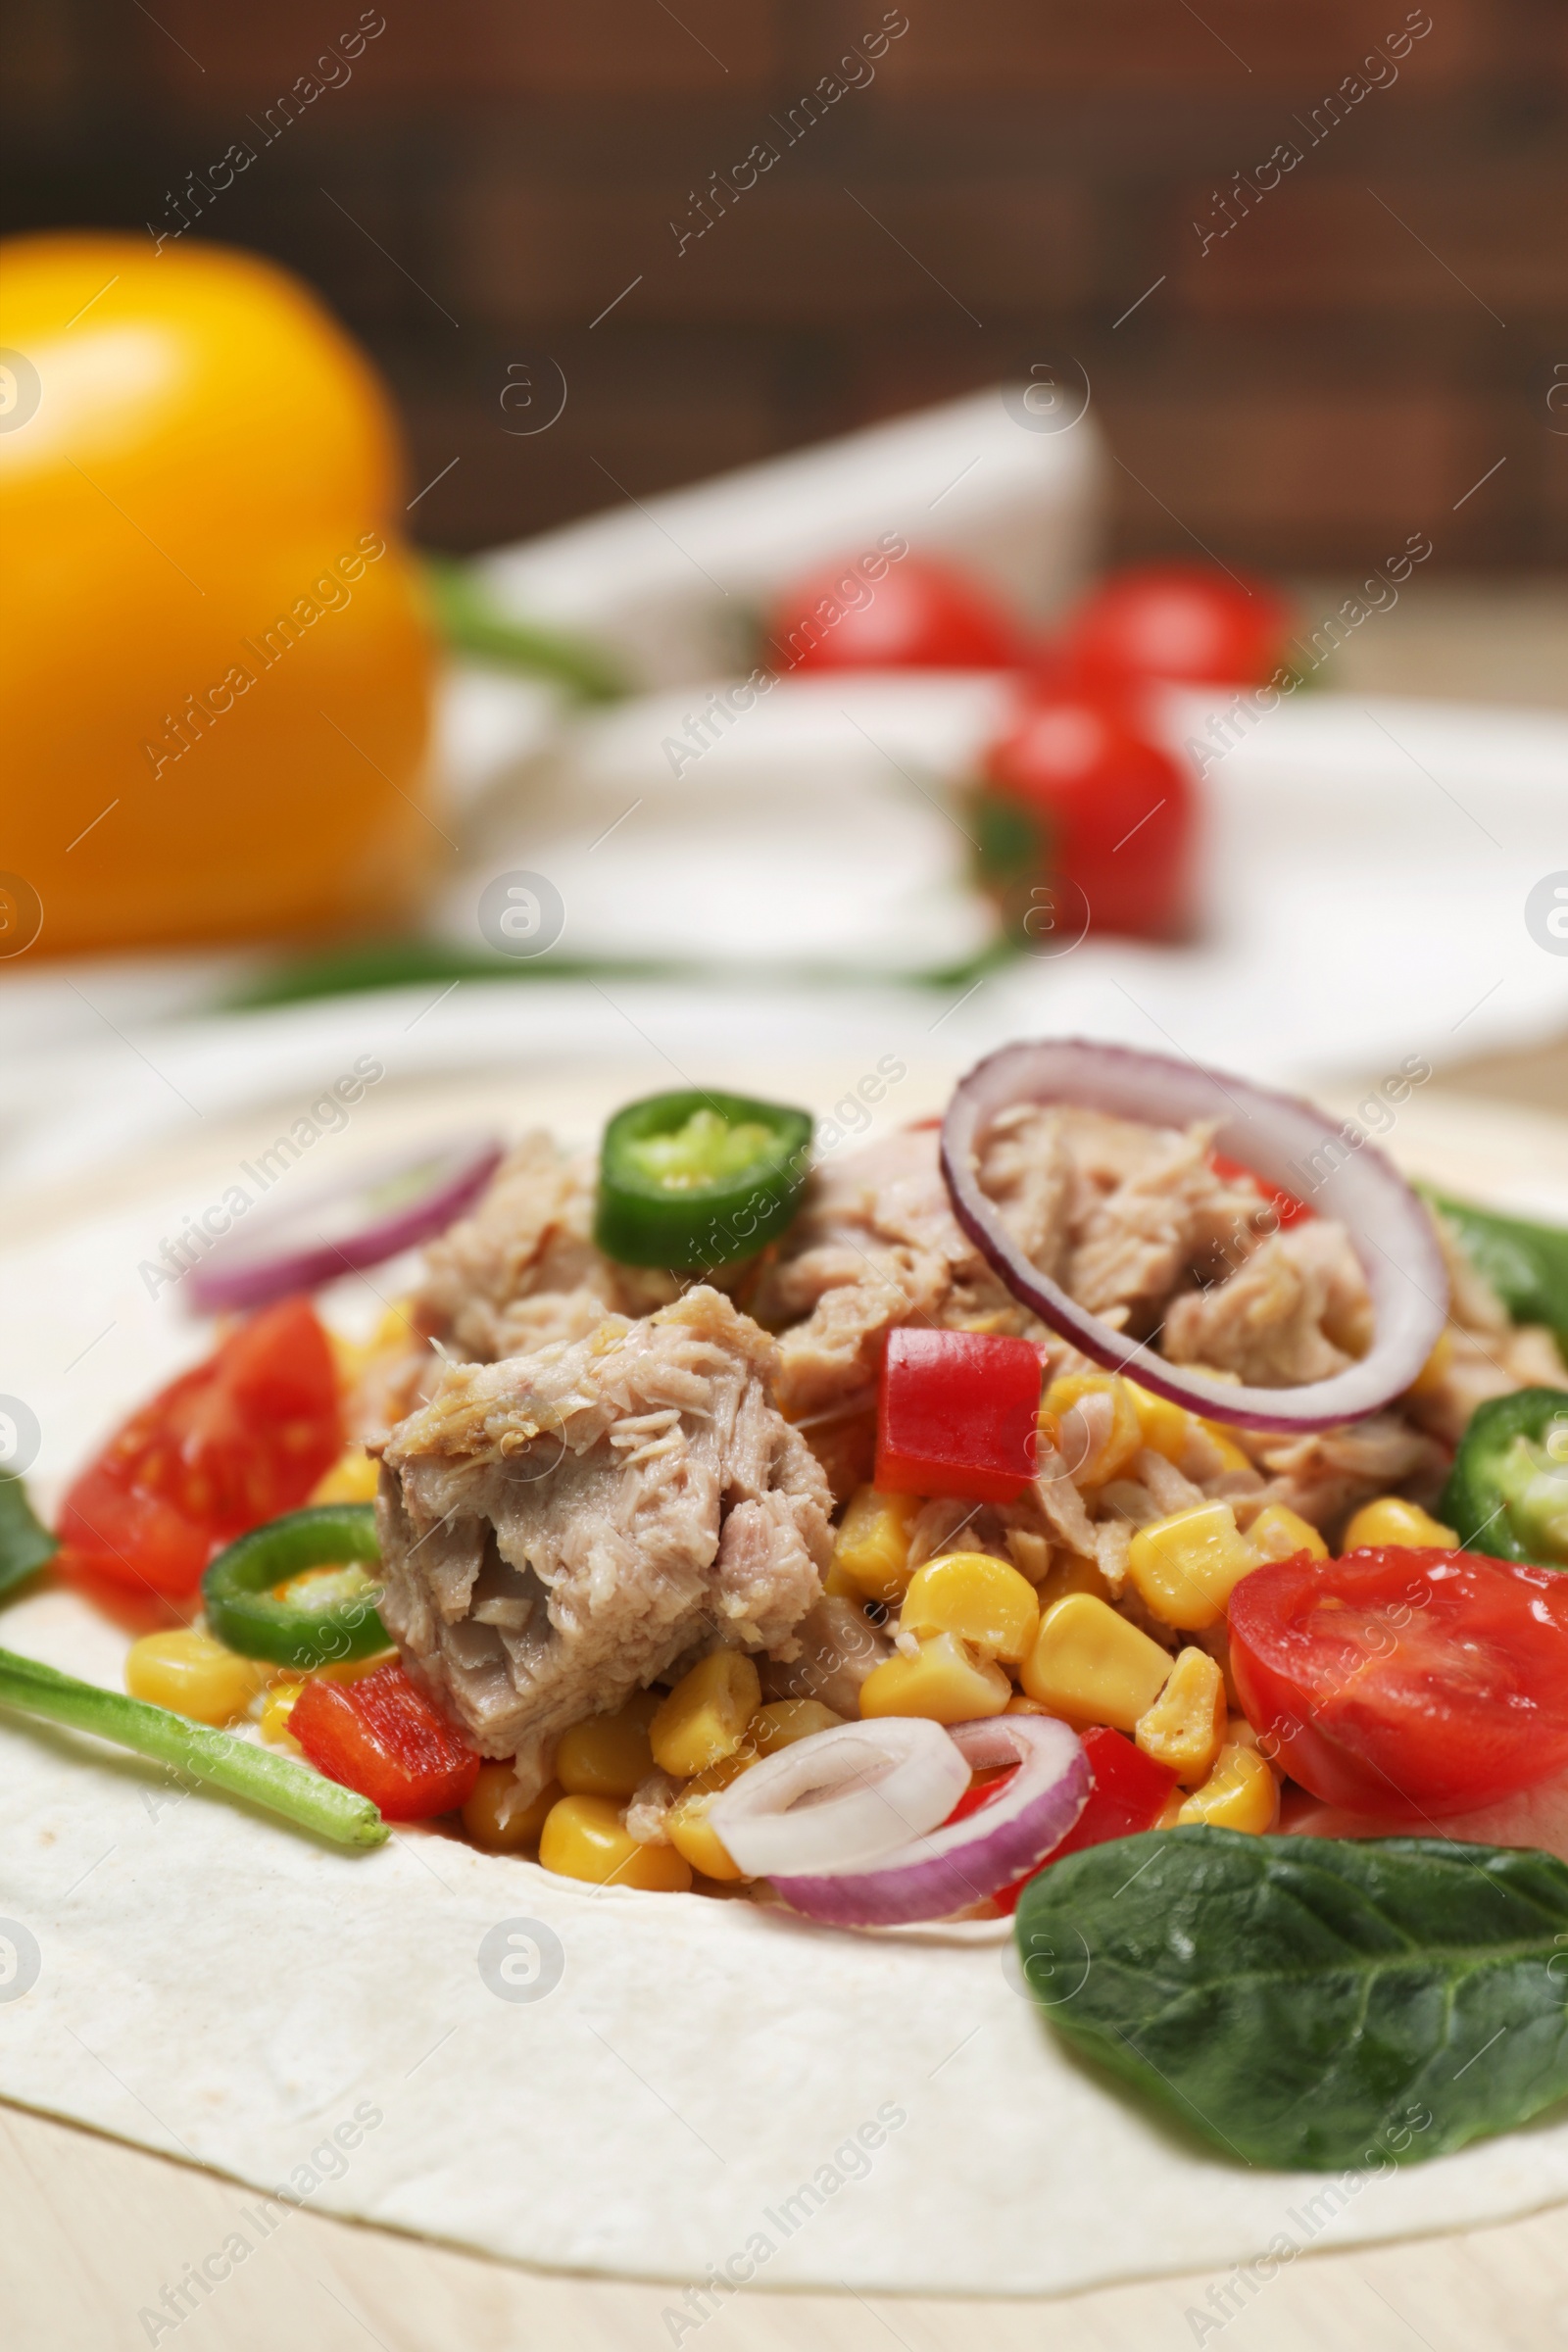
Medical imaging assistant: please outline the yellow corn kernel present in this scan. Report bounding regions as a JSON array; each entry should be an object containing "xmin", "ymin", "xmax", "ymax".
[
  {"xmin": 259, "ymin": 1679, "xmax": 305, "ymax": 1746},
  {"xmin": 1404, "ymin": 1328, "xmax": 1453, "ymax": 1399},
  {"xmin": 124, "ymin": 1630, "xmax": 271, "ymax": 1725},
  {"xmin": 1020, "ymin": 1593, "xmax": 1172, "ymax": 1733},
  {"xmin": 1177, "ymin": 1741, "xmax": 1280, "ymax": 1835},
  {"xmin": 650, "ymin": 1651, "xmax": 761, "ymax": 1778},
  {"xmin": 462, "ymin": 1767, "xmax": 562, "ymax": 1852},
  {"xmin": 1126, "ymin": 1500, "xmax": 1253, "ymax": 1632},
  {"xmin": 1045, "ymin": 1373, "xmax": 1143, "ymax": 1489},
  {"xmin": 557, "ymin": 1690, "xmax": 662, "ymax": 1798},
  {"xmin": 831, "ymin": 1486, "xmax": 923, "ymax": 1605},
  {"xmin": 664, "ymin": 1753, "xmax": 757, "ymax": 1882},
  {"xmin": 1036, "ymin": 1548, "xmax": 1113, "ymax": 1612},
  {"xmin": 1246, "ymin": 1502, "xmax": 1330, "ymax": 1566},
  {"xmin": 1134, "ymin": 1646, "xmax": 1227, "ymax": 1787},
  {"xmin": 899, "ymin": 1550, "xmax": 1040, "ymax": 1664},
  {"xmin": 822, "ymin": 1558, "xmax": 864, "ymax": 1600},
  {"xmin": 746, "ymin": 1699, "xmax": 843, "ymax": 1755},
  {"xmin": 858, "ymin": 1632, "xmax": 1011, "ymax": 1725},
  {"xmin": 538, "ymin": 1794, "xmax": 694, "ymax": 1891},
  {"xmin": 309, "ymin": 1446, "xmax": 381, "ymax": 1505},
  {"xmin": 1126, "ymin": 1380, "xmax": 1194, "ymax": 1464},
  {"xmin": 326, "ymin": 1328, "xmax": 370, "ymax": 1388},
  {"xmin": 1341, "ymin": 1495, "xmax": 1458, "ymax": 1552},
  {"xmin": 1200, "ymin": 1421, "xmax": 1253, "ymax": 1475}
]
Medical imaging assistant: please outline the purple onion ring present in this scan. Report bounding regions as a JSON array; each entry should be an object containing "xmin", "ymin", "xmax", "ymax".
[
  {"xmin": 768, "ymin": 1712, "xmax": 1089, "ymax": 1928},
  {"xmin": 940, "ymin": 1038, "xmax": 1447, "ymax": 1435}
]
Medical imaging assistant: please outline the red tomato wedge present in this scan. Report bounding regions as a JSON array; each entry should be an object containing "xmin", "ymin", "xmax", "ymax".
[
  {"xmin": 291, "ymin": 1661, "xmax": 480, "ymax": 1821},
  {"xmin": 875, "ymin": 1327, "xmax": 1042, "ymax": 1504},
  {"xmin": 54, "ymin": 1298, "xmax": 341, "ymax": 1599},
  {"xmin": 769, "ymin": 553, "xmax": 1027, "ymax": 673},
  {"xmin": 1229, "ymin": 1546, "xmax": 1568, "ymax": 1818},
  {"xmin": 1208, "ymin": 1151, "xmax": 1314, "ymax": 1229},
  {"xmin": 943, "ymin": 1725, "xmax": 1176, "ymax": 1912}
]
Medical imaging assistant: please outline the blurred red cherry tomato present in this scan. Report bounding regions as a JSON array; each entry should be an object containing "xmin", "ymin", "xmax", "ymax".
[
  {"xmin": 769, "ymin": 553, "xmax": 1027, "ymax": 673},
  {"xmin": 976, "ymin": 687, "xmax": 1197, "ymax": 940},
  {"xmin": 1047, "ymin": 562, "xmax": 1296, "ymax": 692}
]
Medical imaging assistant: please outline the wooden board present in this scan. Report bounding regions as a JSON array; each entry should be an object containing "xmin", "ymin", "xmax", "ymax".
[{"xmin": 6, "ymin": 1073, "xmax": 1568, "ymax": 2351}]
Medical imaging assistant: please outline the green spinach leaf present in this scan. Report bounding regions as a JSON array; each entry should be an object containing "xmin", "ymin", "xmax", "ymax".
[
  {"xmin": 1015, "ymin": 1827, "xmax": 1568, "ymax": 2170},
  {"xmin": 1426, "ymin": 1190, "xmax": 1568, "ymax": 1358},
  {"xmin": 0, "ymin": 1475, "xmax": 56, "ymax": 1602}
]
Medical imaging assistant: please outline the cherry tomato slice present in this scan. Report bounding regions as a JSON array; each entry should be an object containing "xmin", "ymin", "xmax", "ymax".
[
  {"xmin": 291, "ymin": 1661, "xmax": 480, "ymax": 1821},
  {"xmin": 1229, "ymin": 1545, "xmax": 1568, "ymax": 1818},
  {"xmin": 769, "ymin": 553, "xmax": 1027, "ymax": 673},
  {"xmin": 54, "ymin": 1297, "xmax": 341, "ymax": 1599}
]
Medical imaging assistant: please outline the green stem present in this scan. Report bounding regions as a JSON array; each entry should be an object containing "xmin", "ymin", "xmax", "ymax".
[{"xmin": 0, "ymin": 1645, "xmax": 387, "ymax": 1849}]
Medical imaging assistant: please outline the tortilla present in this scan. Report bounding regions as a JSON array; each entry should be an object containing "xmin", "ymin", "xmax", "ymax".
[{"xmin": 5, "ymin": 1086, "xmax": 1568, "ymax": 2297}]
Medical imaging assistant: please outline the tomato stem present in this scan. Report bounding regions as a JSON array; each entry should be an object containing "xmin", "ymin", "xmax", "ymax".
[{"xmin": 0, "ymin": 1644, "xmax": 388, "ymax": 1848}]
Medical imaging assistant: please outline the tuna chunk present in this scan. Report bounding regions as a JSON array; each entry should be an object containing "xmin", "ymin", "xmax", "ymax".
[
  {"xmin": 416, "ymin": 1130, "xmax": 617, "ymax": 1363},
  {"xmin": 376, "ymin": 1287, "xmax": 833, "ymax": 1798},
  {"xmin": 1163, "ymin": 1220, "xmax": 1375, "ymax": 1389},
  {"xmin": 1236, "ymin": 1411, "xmax": 1450, "ymax": 1541},
  {"xmin": 1402, "ymin": 1209, "xmax": 1568, "ymax": 1447},
  {"xmin": 752, "ymin": 1127, "xmax": 1045, "ymax": 1430}
]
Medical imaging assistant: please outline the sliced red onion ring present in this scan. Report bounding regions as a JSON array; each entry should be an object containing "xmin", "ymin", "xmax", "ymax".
[
  {"xmin": 705, "ymin": 1718, "xmax": 969, "ymax": 1879},
  {"xmin": 766, "ymin": 1714, "xmax": 1089, "ymax": 1929},
  {"xmin": 187, "ymin": 1134, "xmax": 504, "ymax": 1314},
  {"xmin": 941, "ymin": 1038, "xmax": 1447, "ymax": 1435}
]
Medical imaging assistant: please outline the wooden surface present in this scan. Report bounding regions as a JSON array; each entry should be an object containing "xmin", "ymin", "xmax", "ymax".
[{"xmin": 7, "ymin": 1068, "xmax": 1568, "ymax": 2351}]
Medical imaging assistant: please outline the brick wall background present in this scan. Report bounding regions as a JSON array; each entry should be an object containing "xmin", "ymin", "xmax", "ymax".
[{"xmin": 4, "ymin": 0, "xmax": 1565, "ymax": 570}]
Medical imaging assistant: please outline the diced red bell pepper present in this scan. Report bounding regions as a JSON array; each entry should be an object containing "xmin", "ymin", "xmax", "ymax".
[
  {"xmin": 942, "ymin": 1724, "xmax": 1179, "ymax": 1914},
  {"xmin": 1209, "ymin": 1152, "xmax": 1313, "ymax": 1229},
  {"xmin": 875, "ymin": 1327, "xmax": 1042, "ymax": 1504},
  {"xmin": 291, "ymin": 1661, "xmax": 480, "ymax": 1821}
]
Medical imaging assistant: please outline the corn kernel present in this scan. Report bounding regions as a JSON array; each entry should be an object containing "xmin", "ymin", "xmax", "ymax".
[
  {"xmin": 125, "ymin": 1630, "xmax": 270, "ymax": 1725},
  {"xmin": 463, "ymin": 1767, "xmax": 562, "ymax": 1852},
  {"xmin": 1177, "ymin": 1741, "xmax": 1280, "ymax": 1835},
  {"xmin": 665, "ymin": 1753, "xmax": 758, "ymax": 1882},
  {"xmin": 259, "ymin": 1680, "xmax": 305, "ymax": 1746},
  {"xmin": 1036, "ymin": 1548, "xmax": 1114, "ymax": 1612},
  {"xmin": 1126, "ymin": 1500, "xmax": 1253, "ymax": 1632},
  {"xmin": 309, "ymin": 1446, "xmax": 382, "ymax": 1505},
  {"xmin": 557, "ymin": 1690, "xmax": 661, "ymax": 1798},
  {"xmin": 831, "ymin": 1487, "xmax": 923, "ymax": 1604},
  {"xmin": 1126, "ymin": 1380, "xmax": 1194, "ymax": 1464},
  {"xmin": 1135, "ymin": 1646, "xmax": 1226, "ymax": 1787},
  {"xmin": 538, "ymin": 1794, "xmax": 694, "ymax": 1891},
  {"xmin": 858, "ymin": 1632, "xmax": 1011, "ymax": 1724},
  {"xmin": 1404, "ymin": 1328, "xmax": 1453, "ymax": 1399},
  {"xmin": 1020, "ymin": 1593, "xmax": 1172, "ymax": 1732},
  {"xmin": 822, "ymin": 1559, "xmax": 864, "ymax": 1600},
  {"xmin": 1341, "ymin": 1495, "xmax": 1458, "ymax": 1552},
  {"xmin": 1200, "ymin": 1422, "xmax": 1253, "ymax": 1475},
  {"xmin": 650, "ymin": 1651, "xmax": 761, "ymax": 1778},
  {"xmin": 1247, "ymin": 1503, "xmax": 1330, "ymax": 1566},
  {"xmin": 1045, "ymin": 1374, "xmax": 1143, "ymax": 1489},
  {"xmin": 899, "ymin": 1550, "xmax": 1040, "ymax": 1664},
  {"xmin": 746, "ymin": 1699, "xmax": 843, "ymax": 1755}
]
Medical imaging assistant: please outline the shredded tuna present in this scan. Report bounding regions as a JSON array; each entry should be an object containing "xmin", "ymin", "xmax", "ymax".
[
  {"xmin": 759, "ymin": 1594, "xmax": 893, "ymax": 1716},
  {"xmin": 376, "ymin": 1287, "xmax": 832, "ymax": 1800},
  {"xmin": 1162, "ymin": 1221, "xmax": 1374, "ymax": 1388},
  {"xmin": 625, "ymin": 1770, "xmax": 679, "ymax": 1845},
  {"xmin": 1237, "ymin": 1412, "xmax": 1450, "ymax": 1540}
]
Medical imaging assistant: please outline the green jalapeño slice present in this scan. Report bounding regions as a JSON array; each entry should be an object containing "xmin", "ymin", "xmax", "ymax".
[
  {"xmin": 1443, "ymin": 1388, "xmax": 1568, "ymax": 1568},
  {"xmin": 202, "ymin": 1502, "xmax": 390, "ymax": 1669},
  {"xmin": 594, "ymin": 1090, "xmax": 813, "ymax": 1268}
]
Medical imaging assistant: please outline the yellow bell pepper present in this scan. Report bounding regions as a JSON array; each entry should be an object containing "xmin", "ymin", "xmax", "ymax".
[{"xmin": 0, "ymin": 233, "xmax": 436, "ymax": 954}]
